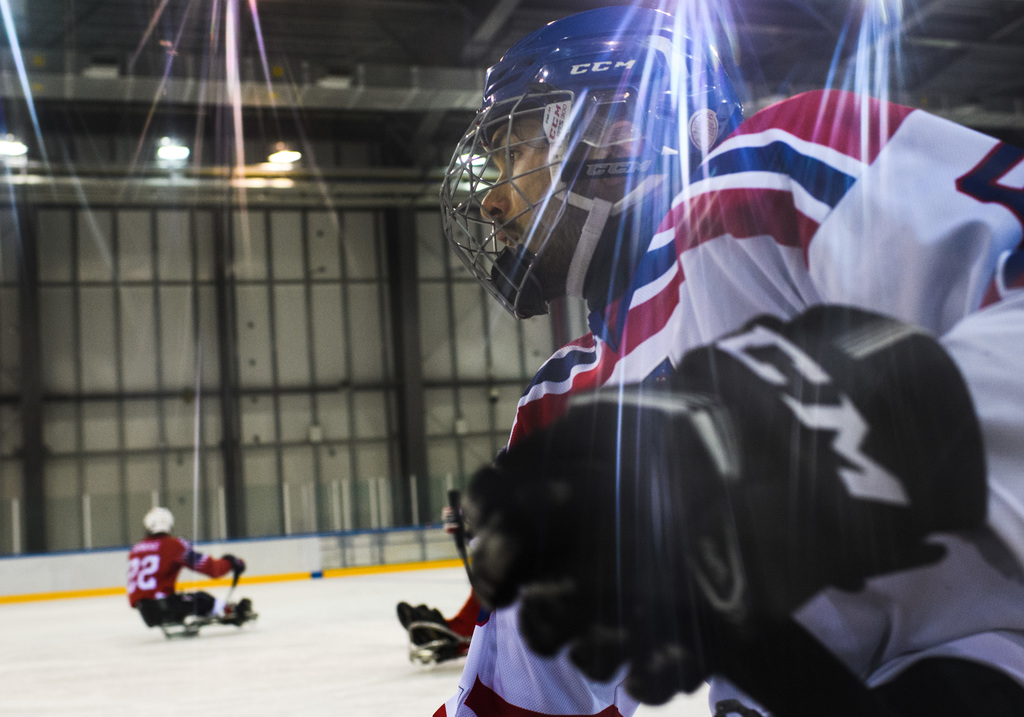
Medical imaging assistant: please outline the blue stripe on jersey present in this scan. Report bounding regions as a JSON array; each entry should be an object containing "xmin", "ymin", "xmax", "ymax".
[
  {"xmin": 589, "ymin": 238, "xmax": 678, "ymax": 350},
  {"xmin": 706, "ymin": 141, "xmax": 857, "ymax": 208},
  {"xmin": 520, "ymin": 342, "xmax": 599, "ymax": 397},
  {"xmin": 182, "ymin": 547, "xmax": 202, "ymax": 569}
]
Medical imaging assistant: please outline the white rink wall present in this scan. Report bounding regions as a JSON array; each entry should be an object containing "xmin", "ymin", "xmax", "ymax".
[{"xmin": 0, "ymin": 526, "xmax": 459, "ymax": 600}]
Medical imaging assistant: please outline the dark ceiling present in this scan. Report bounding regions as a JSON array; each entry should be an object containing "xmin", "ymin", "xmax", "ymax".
[{"xmin": 4, "ymin": 0, "xmax": 1024, "ymax": 182}]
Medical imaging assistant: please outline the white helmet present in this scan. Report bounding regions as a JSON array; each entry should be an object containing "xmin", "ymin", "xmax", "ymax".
[{"xmin": 144, "ymin": 506, "xmax": 174, "ymax": 534}]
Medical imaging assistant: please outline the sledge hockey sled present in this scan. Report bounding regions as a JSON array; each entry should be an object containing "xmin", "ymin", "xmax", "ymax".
[
  {"xmin": 406, "ymin": 620, "xmax": 471, "ymax": 664},
  {"xmin": 138, "ymin": 597, "xmax": 258, "ymax": 638}
]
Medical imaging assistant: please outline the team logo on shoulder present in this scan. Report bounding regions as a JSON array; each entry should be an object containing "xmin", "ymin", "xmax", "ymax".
[{"xmin": 688, "ymin": 109, "xmax": 720, "ymax": 152}]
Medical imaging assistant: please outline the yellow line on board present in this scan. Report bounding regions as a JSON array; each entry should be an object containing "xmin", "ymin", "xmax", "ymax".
[
  {"xmin": 320, "ymin": 558, "xmax": 463, "ymax": 579},
  {"xmin": 0, "ymin": 558, "xmax": 465, "ymax": 605}
]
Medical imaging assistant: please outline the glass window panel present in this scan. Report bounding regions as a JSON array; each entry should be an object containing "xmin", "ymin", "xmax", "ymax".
[
  {"xmin": 317, "ymin": 444, "xmax": 352, "ymax": 531},
  {"xmin": 423, "ymin": 388, "xmax": 457, "ymax": 437},
  {"xmin": 282, "ymin": 447, "xmax": 316, "ymax": 533},
  {"xmin": 125, "ymin": 455, "xmax": 161, "ymax": 540},
  {"xmin": 241, "ymin": 394, "xmax": 278, "ymax": 445},
  {"xmin": 236, "ymin": 284, "xmax": 272, "ymax": 386},
  {"xmin": 159, "ymin": 285, "xmax": 195, "ymax": 390},
  {"xmin": 416, "ymin": 210, "xmax": 446, "ymax": 280},
  {"xmin": 232, "ymin": 210, "xmax": 267, "ymax": 280},
  {"xmin": 242, "ymin": 448, "xmax": 281, "ymax": 536},
  {"xmin": 348, "ymin": 284, "xmax": 389, "ymax": 382},
  {"xmin": 307, "ymin": 211, "xmax": 341, "ymax": 279},
  {"xmin": 162, "ymin": 396, "xmax": 202, "ymax": 448},
  {"xmin": 425, "ymin": 439, "xmax": 459, "ymax": 487},
  {"xmin": 0, "ymin": 287, "xmax": 20, "ymax": 393},
  {"xmin": 194, "ymin": 210, "xmax": 216, "ymax": 281},
  {"xmin": 493, "ymin": 385, "xmax": 523, "ymax": 439},
  {"xmin": 270, "ymin": 211, "xmax": 305, "ymax": 280},
  {"xmin": 341, "ymin": 211, "xmax": 378, "ymax": 279},
  {"xmin": 123, "ymin": 400, "xmax": 161, "ymax": 451},
  {"xmin": 201, "ymin": 397, "xmax": 222, "ymax": 447},
  {"xmin": 164, "ymin": 451, "xmax": 199, "ymax": 538},
  {"xmin": 1, "ymin": 457, "xmax": 23, "ymax": 500},
  {"xmin": 278, "ymin": 393, "xmax": 312, "ymax": 443},
  {"xmin": 418, "ymin": 284, "xmax": 453, "ymax": 382},
  {"xmin": 522, "ymin": 311, "xmax": 557, "ymax": 368},
  {"xmin": 487, "ymin": 305, "xmax": 524, "ymax": 380},
  {"xmin": 77, "ymin": 209, "xmax": 114, "ymax": 282},
  {"xmin": 457, "ymin": 387, "xmax": 495, "ymax": 437},
  {"xmin": 461, "ymin": 435, "xmax": 499, "ymax": 473},
  {"xmin": 310, "ymin": 284, "xmax": 347, "ymax": 384},
  {"xmin": 353, "ymin": 391, "xmax": 388, "ymax": 440},
  {"xmin": 274, "ymin": 284, "xmax": 310, "ymax": 385},
  {"xmin": 117, "ymin": 210, "xmax": 153, "ymax": 281},
  {"xmin": 0, "ymin": 209, "xmax": 20, "ymax": 283},
  {"xmin": 452, "ymin": 283, "xmax": 487, "ymax": 379},
  {"xmin": 43, "ymin": 402, "xmax": 78, "ymax": 454},
  {"xmin": 125, "ymin": 456, "xmax": 161, "ymax": 498},
  {"xmin": 313, "ymin": 392, "xmax": 350, "ymax": 442},
  {"xmin": 157, "ymin": 210, "xmax": 193, "ymax": 281},
  {"xmin": 354, "ymin": 442, "xmax": 391, "ymax": 527},
  {"xmin": 45, "ymin": 458, "xmax": 82, "ymax": 551},
  {"xmin": 79, "ymin": 286, "xmax": 117, "ymax": 392},
  {"xmin": 40, "ymin": 287, "xmax": 76, "ymax": 393},
  {"xmin": 83, "ymin": 456, "xmax": 120, "ymax": 495},
  {"xmin": 198, "ymin": 286, "xmax": 220, "ymax": 389},
  {"xmin": 0, "ymin": 405, "xmax": 22, "ymax": 457},
  {"xmin": 82, "ymin": 400, "xmax": 120, "ymax": 452},
  {"xmin": 37, "ymin": 209, "xmax": 73, "ymax": 282},
  {"xmin": 120, "ymin": 286, "xmax": 157, "ymax": 391}
]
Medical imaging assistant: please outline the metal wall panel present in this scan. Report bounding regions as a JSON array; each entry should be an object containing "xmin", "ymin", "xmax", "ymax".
[
  {"xmin": 76, "ymin": 211, "xmax": 114, "ymax": 282},
  {"xmin": 0, "ymin": 288, "xmax": 19, "ymax": 394},
  {"xmin": 119, "ymin": 286, "xmax": 158, "ymax": 390},
  {"xmin": 39, "ymin": 287, "xmax": 76, "ymax": 392},
  {"xmin": 116, "ymin": 211, "xmax": 153, "ymax": 281},
  {"xmin": 36, "ymin": 210, "xmax": 73, "ymax": 282},
  {"xmin": 273, "ymin": 284, "xmax": 311, "ymax": 385},
  {"xmin": 418, "ymin": 283, "xmax": 454, "ymax": 381},
  {"xmin": 79, "ymin": 286, "xmax": 117, "ymax": 392},
  {"xmin": 1, "ymin": 198, "xmax": 566, "ymax": 554}
]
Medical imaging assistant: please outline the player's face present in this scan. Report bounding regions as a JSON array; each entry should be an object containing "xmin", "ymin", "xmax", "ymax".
[{"xmin": 480, "ymin": 119, "xmax": 556, "ymax": 255}]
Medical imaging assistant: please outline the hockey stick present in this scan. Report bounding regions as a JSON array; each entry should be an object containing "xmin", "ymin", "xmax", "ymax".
[
  {"xmin": 447, "ymin": 489, "xmax": 474, "ymax": 584},
  {"xmin": 224, "ymin": 566, "xmax": 241, "ymax": 605}
]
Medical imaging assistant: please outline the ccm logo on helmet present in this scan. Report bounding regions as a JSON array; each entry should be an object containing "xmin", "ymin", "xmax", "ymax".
[
  {"xmin": 586, "ymin": 159, "xmax": 653, "ymax": 177},
  {"xmin": 570, "ymin": 59, "xmax": 637, "ymax": 74}
]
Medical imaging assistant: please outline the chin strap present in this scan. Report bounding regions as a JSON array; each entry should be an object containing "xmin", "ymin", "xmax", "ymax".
[
  {"xmin": 565, "ymin": 197, "xmax": 613, "ymax": 298},
  {"xmin": 561, "ymin": 172, "xmax": 665, "ymax": 299}
]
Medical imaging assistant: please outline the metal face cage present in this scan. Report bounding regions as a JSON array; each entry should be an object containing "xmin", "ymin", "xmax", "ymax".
[{"xmin": 440, "ymin": 91, "xmax": 575, "ymax": 318}]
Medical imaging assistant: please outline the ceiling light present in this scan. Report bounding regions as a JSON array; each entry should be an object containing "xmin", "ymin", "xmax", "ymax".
[
  {"xmin": 156, "ymin": 137, "xmax": 190, "ymax": 162},
  {"xmin": 268, "ymin": 143, "xmax": 301, "ymax": 164},
  {"xmin": 0, "ymin": 135, "xmax": 29, "ymax": 157}
]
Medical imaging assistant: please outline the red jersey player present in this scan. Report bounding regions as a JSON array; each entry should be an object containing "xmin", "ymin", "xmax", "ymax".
[{"xmin": 127, "ymin": 506, "xmax": 255, "ymax": 634}]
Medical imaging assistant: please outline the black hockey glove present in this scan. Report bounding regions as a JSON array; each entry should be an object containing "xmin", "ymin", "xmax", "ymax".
[
  {"xmin": 465, "ymin": 306, "xmax": 987, "ymax": 705},
  {"xmin": 222, "ymin": 554, "xmax": 246, "ymax": 578}
]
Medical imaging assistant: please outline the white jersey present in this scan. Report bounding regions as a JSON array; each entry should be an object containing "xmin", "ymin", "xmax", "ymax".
[{"xmin": 438, "ymin": 90, "xmax": 1024, "ymax": 716}]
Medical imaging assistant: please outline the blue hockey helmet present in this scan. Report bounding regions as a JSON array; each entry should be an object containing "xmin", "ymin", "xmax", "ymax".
[{"xmin": 440, "ymin": 6, "xmax": 743, "ymax": 318}]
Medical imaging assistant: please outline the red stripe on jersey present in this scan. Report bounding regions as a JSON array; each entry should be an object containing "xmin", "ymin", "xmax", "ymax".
[
  {"xmin": 736, "ymin": 89, "xmax": 914, "ymax": 164},
  {"xmin": 509, "ymin": 354, "xmax": 618, "ymax": 447},
  {"xmin": 620, "ymin": 268, "xmax": 682, "ymax": 357},
  {"xmin": 672, "ymin": 188, "xmax": 820, "ymax": 263},
  {"xmin": 464, "ymin": 677, "xmax": 626, "ymax": 717}
]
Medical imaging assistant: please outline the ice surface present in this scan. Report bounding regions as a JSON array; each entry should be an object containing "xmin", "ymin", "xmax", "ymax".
[{"xmin": 1, "ymin": 566, "xmax": 709, "ymax": 716}]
